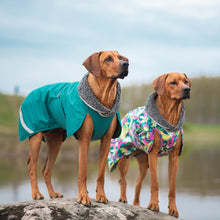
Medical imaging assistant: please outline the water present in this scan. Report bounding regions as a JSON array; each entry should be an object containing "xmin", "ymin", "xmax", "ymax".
[{"xmin": 0, "ymin": 149, "xmax": 220, "ymax": 220}]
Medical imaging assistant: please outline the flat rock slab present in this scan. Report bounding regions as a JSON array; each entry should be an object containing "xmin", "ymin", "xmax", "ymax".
[{"xmin": 0, "ymin": 198, "xmax": 181, "ymax": 220}]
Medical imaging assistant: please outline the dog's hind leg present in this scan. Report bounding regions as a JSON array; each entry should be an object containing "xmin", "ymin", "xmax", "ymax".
[
  {"xmin": 118, "ymin": 157, "xmax": 129, "ymax": 203},
  {"xmin": 28, "ymin": 132, "xmax": 44, "ymax": 200},
  {"xmin": 133, "ymin": 154, "xmax": 148, "ymax": 206},
  {"xmin": 42, "ymin": 129, "xmax": 63, "ymax": 199}
]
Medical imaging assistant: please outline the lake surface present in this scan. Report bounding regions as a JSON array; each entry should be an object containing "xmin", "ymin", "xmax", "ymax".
[{"xmin": 0, "ymin": 148, "xmax": 220, "ymax": 220}]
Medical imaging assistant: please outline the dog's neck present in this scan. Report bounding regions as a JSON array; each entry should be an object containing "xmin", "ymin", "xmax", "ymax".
[
  {"xmin": 88, "ymin": 73, "xmax": 117, "ymax": 109},
  {"xmin": 155, "ymin": 94, "xmax": 183, "ymax": 126}
]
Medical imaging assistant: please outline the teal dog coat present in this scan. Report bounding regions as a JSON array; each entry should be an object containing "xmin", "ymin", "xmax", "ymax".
[{"xmin": 19, "ymin": 74, "xmax": 121, "ymax": 142}]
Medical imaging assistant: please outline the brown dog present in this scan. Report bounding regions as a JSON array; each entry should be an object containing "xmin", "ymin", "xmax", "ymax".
[
  {"xmin": 19, "ymin": 50, "xmax": 129, "ymax": 206},
  {"xmin": 109, "ymin": 72, "xmax": 191, "ymax": 217}
]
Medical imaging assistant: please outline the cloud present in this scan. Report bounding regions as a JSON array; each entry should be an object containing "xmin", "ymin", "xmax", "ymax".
[{"xmin": 0, "ymin": 0, "xmax": 219, "ymax": 95}]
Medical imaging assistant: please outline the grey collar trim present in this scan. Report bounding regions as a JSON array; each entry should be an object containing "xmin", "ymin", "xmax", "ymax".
[
  {"xmin": 78, "ymin": 73, "xmax": 121, "ymax": 117},
  {"xmin": 145, "ymin": 93, "xmax": 185, "ymax": 132}
]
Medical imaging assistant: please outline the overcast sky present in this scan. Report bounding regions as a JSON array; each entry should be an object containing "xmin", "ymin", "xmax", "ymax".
[{"xmin": 1, "ymin": 0, "xmax": 220, "ymax": 95}]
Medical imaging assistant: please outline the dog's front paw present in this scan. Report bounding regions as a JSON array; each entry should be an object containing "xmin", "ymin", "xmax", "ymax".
[
  {"xmin": 77, "ymin": 192, "xmax": 91, "ymax": 207},
  {"xmin": 96, "ymin": 192, "xmax": 108, "ymax": 204},
  {"xmin": 49, "ymin": 192, "xmax": 63, "ymax": 199},
  {"xmin": 32, "ymin": 192, "xmax": 44, "ymax": 200},
  {"xmin": 147, "ymin": 201, "xmax": 159, "ymax": 212},
  {"xmin": 119, "ymin": 196, "xmax": 127, "ymax": 203},
  {"xmin": 168, "ymin": 204, "xmax": 179, "ymax": 218}
]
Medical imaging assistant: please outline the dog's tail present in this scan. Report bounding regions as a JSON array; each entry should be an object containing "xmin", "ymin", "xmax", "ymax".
[{"xmin": 27, "ymin": 152, "xmax": 31, "ymax": 165}]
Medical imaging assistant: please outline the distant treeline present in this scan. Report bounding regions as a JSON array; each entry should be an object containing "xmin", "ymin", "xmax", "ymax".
[
  {"xmin": 121, "ymin": 76, "xmax": 220, "ymax": 124},
  {"xmin": 0, "ymin": 76, "xmax": 219, "ymax": 128}
]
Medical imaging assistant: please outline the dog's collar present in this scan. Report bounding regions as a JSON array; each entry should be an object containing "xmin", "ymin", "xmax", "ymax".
[
  {"xmin": 145, "ymin": 93, "xmax": 185, "ymax": 132},
  {"xmin": 78, "ymin": 73, "xmax": 121, "ymax": 117}
]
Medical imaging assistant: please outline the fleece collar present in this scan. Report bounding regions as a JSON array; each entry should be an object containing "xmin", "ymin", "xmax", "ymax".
[
  {"xmin": 78, "ymin": 73, "xmax": 121, "ymax": 117},
  {"xmin": 145, "ymin": 93, "xmax": 185, "ymax": 132}
]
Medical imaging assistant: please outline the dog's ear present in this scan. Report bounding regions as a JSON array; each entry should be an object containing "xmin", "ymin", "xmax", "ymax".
[
  {"xmin": 152, "ymin": 74, "xmax": 168, "ymax": 95},
  {"xmin": 83, "ymin": 52, "xmax": 102, "ymax": 77},
  {"xmin": 184, "ymin": 73, "xmax": 192, "ymax": 87}
]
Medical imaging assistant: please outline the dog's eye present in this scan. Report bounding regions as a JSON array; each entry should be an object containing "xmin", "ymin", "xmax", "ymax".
[
  {"xmin": 105, "ymin": 56, "xmax": 113, "ymax": 62},
  {"xmin": 170, "ymin": 81, "xmax": 177, "ymax": 85},
  {"xmin": 185, "ymin": 80, "xmax": 189, "ymax": 84},
  {"xmin": 119, "ymin": 56, "xmax": 123, "ymax": 60}
]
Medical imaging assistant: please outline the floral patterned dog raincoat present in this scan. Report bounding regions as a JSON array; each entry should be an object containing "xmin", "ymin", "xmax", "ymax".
[{"xmin": 108, "ymin": 106, "xmax": 183, "ymax": 172}]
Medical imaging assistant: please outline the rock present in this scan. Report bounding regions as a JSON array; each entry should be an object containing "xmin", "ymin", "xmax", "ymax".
[{"xmin": 0, "ymin": 198, "xmax": 181, "ymax": 220}]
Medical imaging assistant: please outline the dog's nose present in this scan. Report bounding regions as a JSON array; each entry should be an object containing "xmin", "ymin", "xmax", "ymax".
[
  {"xmin": 120, "ymin": 61, "xmax": 129, "ymax": 68},
  {"xmin": 183, "ymin": 87, "xmax": 191, "ymax": 93}
]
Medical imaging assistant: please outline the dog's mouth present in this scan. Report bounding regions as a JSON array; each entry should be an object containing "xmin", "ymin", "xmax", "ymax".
[
  {"xmin": 110, "ymin": 61, "xmax": 129, "ymax": 80},
  {"xmin": 173, "ymin": 87, "xmax": 191, "ymax": 100},
  {"xmin": 174, "ymin": 95, "xmax": 190, "ymax": 101},
  {"xmin": 183, "ymin": 93, "xmax": 190, "ymax": 99},
  {"xmin": 110, "ymin": 70, "xmax": 128, "ymax": 80},
  {"xmin": 111, "ymin": 66, "xmax": 129, "ymax": 80},
  {"xmin": 119, "ymin": 69, "xmax": 129, "ymax": 79},
  {"xmin": 173, "ymin": 93, "xmax": 191, "ymax": 100}
]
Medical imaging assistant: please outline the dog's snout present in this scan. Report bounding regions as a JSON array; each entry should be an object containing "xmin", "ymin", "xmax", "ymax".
[
  {"xmin": 183, "ymin": 87, "xmax": 191, "ymax": 93},
  {"xmin": 120, "ymin": 61, "xmax": 129, "ymax": 68}
]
